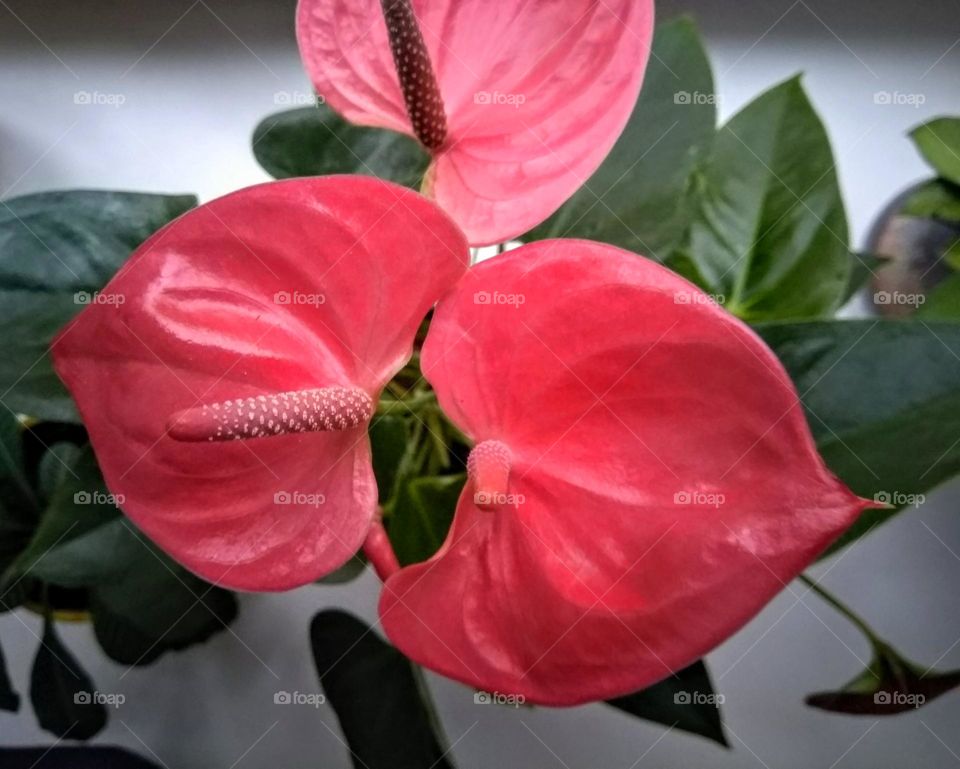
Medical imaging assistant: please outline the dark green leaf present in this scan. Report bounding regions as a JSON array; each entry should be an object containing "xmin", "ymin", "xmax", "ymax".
[
  {"xmin": 757, "ymin": 320, "xmax": 960, "ymax": 550},
  {"xmin": 608, "ymin": 661, "xmax": 728, "ymax": 746},
  {"xmin": 0, "ymin": 413, "xmax": 39, "ymax": 579},
  {"xmin": 310, "ymin": 610, "xmax": 453, "ymax": 769},
  {"xmin": 524, "ymin": 17, "xmax": 716, "ymax": 258},
  {"xmin": 0, "ymin": 746, "xmax": 163, "ymax": 768},
  {"xmin": 370, "ymin": 415, "xmax": 410, "ymax": 504},
  {"xmin": 30, "ymin": 616, "xmax": 107, "ymax": 740},
  {"xmin": 253, "ymin": 105, "xmax": 430, "ymax": 187},
  {"xmin": 388, "ymin": 474, "xmax": 464, "ymax": 567},
  {"xmin": 918, "ymin": 273, "xmax": 960, "ymax": 319},
  {"xmin": 0, "ymin": 190, "xmax": 196, "ymax": 421},
  {"xmin": 90, "ymin": 535, "xmax": 237, "ymax": 666},
  {"xmin": 900, "ymin": 179, "xmax": 960, "ymax": 222},
  {"xmin": 0, "ymin": 636, "xmax": 20, "ymax": 712},
  {"xmin": 911, "ymin": 117, "xmax": 960, "ymax": 185},
  {"xmin": 678, "ymin": 77, "xmax": 850, "ymax": 320}
]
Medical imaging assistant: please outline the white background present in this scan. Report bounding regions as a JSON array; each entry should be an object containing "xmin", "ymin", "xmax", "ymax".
[{"xmin": 1, "ymin": 0, "xmax": 959, "ymax": 766}]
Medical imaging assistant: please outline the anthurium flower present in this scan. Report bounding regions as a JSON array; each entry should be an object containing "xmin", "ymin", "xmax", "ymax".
[
  {"xmin": 379, "ymin": 240, "xmax": 874, "ymax": 705},
  {"xmin": 53, "ymin": 177, "xmax": 467, "ymax": 591},
  {"xmin": 296, "ymin": 0, "xmax": 654, "ymax": 246}
]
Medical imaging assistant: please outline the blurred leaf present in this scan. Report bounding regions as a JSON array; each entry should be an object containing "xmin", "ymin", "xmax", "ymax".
[
  {"xmin": 807, "ymin": 645, "xmax": 960, "ymax": 715},
  {"xmin": 608, "ymin": 661, "xmax": 727, "ymax": 746},
  {"xmin": 524, "ymin": 17, "xmax": 716, "ymax": 258},
  {"xmin": 30, "ymin": 616, "xmax": 107, "ymax": 740},
  {"xmin": 911, "ymin": 117, "xmax": 960, "ymax": 185},
  {"xmin": 918, "ymin": 274, "xmax": 960, "ymax": 319},
  {"xmin": 310, "ymin": 610, "xmax": 453, "ymax": 769},
  {"xmin": 0, "ymin": 190, "xmax": 196, "ymax": 422},
  {"xmin": 677, "ymin": 77, "xmax": 850, "ymax": 320},
  {"xmin": 370, "ymin": 415, "xmax": 409, "ymax": 504},
  {"xmin": 757, "ymin": 320, "xmax": 960, "ymax": 551},
  {"xmin": 388, "ymin": 474, "xmax": 465, "ymax": 567},
  {"xmin": 900, "ymin": 179, "xmax": 960, "ymax": 222},
  {"xmin": 253, "ymin": 105, "xmax": 429, "ymax": 188},
  {"xmin": 0, "ymin": 636, "xmax": 20, "ymax": 712},
  {"xmin": 0, "ymin": 746, "xmax": 163, "ymax": 769},
  {"xmin": 843, "ymin": 254, "xmax": 885, "ymax": 304}
]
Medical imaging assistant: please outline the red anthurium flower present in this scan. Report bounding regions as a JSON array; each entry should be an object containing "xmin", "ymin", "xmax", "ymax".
[
  {"xmin": 379, "ymin": 240, "xmax": 874, "ymax": 705},
  {"xmin": 53, "ymin": 177, "xmax": 467, "ymax": 591},
  {"xmin": 296, "ymin": 0, "xmax": 655, "ymax": 246}
]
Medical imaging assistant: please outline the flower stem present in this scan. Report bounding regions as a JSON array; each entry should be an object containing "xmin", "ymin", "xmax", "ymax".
[
  {"xmin": 799, "ymin": 574, "xmax": 886, "ymax": 647},
  {"xmin": 362, "ymin": 517, "xmax": 400, "ymax": 581}
]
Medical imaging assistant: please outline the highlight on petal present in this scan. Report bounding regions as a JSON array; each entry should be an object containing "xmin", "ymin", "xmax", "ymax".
[
  {"xmin": 296, "ymin": 0, "xmax": 655, "ymax": 246},
  {"xmin": 379, "ymin": 239, "xmax": 873, "ymax": 705},
  {"xmin": 53, "ymin": 177, "xmax": 468, "ymax": 591}
]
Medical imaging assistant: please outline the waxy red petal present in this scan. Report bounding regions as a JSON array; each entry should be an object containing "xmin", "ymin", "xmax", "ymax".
[
  {"xmin": 53, "ymin": 177, "xmax": 468, "ymax": 591},
  {"xmin": 296, "ymin": 0, "xmax": 654, "ymax": 246},
  {"xmin": 380, "ymin": 240, "xmax": 872, "ymax": 705}
]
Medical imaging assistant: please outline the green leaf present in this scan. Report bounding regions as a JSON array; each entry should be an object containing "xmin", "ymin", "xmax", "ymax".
[
  {"xmin": 253, "ymin": 105, "xmax": 430, "ymax": 187},
  {"xmin": 0, "ymin": 190, "xmax": 197, "ymax": 422},
  {"xmin": 524, "ymin": 17, "xmax": 716, "ymax": 258},
  {"xmin": 918, "ymin": 273, "xmax": 960, "ymax": 319},
  {"xmin": 911, "ymin": 117, "xmax": 960, "ymax": 185},
  {"xmin": 0, "ymin": 746, "xmax": 163, "ymax": 768},
  {"xmin": 30, "ymin": 616, "xmax": 107, "ymax": 740},
  {"xmin": 388, "ymin": 474, "xmax": 464, "ymax": 567},
  {"xmin": 757, "ymin": 320, "xmax": 960, "ymax": 550},
  {"xmin": 900, "ymin": 179, "xmax": 960, "ymax": 223},
  {"xmin": 842, "ymin": 253, "xmax": 885, "ymax": 304},
  {"xmin": 370, "ymin": 415, "xmax": 410, "ymax": 504},
  {"xmin": 0, "ymin": 636, "xmax": 20, "ymax": 712},
  {"xmin": 89, "ymin": 538, "xmax": 238, "ymax": 666},
  {"xmin": 608, "ymin": 661, "xmax": 728, "ymax": 746},
  {"xmin": 678, "ymin": 77, "xmax": 850, "ymax": 320},
  {"xmin": 310, "ymin": 610, "xmax": 453, "ymax": 769}
]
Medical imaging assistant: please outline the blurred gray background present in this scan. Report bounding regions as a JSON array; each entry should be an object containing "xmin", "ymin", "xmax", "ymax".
[{"xmin": 1, "ymin": 0, "xmax": 959, "ymax": 766}]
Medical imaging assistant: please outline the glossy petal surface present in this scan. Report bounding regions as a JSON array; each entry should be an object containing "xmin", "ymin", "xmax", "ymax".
[
  {"xmin": 296, "ymin": 0, "xmax": 654, "ymax": 245},
  {"xmin": 380, "ymin": 240, "xmax": 870, "ymax": 704},
  {"xmin": 54, "ymin": 177, "xmax": 468, "ymax": 591}
]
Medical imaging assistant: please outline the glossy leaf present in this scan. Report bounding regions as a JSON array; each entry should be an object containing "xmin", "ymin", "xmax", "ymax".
[
  {"xmin": 388, "ymin": 474, "xmax": 464, "ymax": 567},
  {"xmin": 0, "ymin": 191, "xmax": 196, "ymax": 422},
  {"xmin": 524, "ymin": 17, "xmax": 715, "ymax": 259},
  {"xmin": 253, "ymin": 105, "xmax": 429, "ymax": 187},
  {"xmin": 911, "ymin": 117, "xmax": 960, "ymax": 185},
  {"xmin": 608, "ymin": 661, "xmax": 727, "ymax": 746},
  {"xmin": 757, "ymin": 320, "xmax": 960, "ymax": 551},
  {"xmin": 677, "ymin": 77, "xmax": 850, "ymax": 320},
  {"xmin": 310, "ymin": 610, "xmax": 453, "ymax": 769},
  {"xmin": 370, "ymin": 415, "xmax": 410, "ymax": 504},
  {"xmin": 901, "ymin": 179, "xmax": 960, "ymax": 222},
  {"xmin": 30, "ymin": 617, "xmax": 107, "ymax": 740}
]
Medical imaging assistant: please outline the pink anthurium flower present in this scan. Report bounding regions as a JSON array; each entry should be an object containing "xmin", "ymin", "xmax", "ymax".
[
  {"xmin": 53, "ymin": 177, "xmax": 468, "ymax": 591},
  {"xmin": 378, "ymin": 240, "xmax": 875, "ymax": 705},
  {"xmin": 296, "ymin": 0, "xmax": 655, "ymax": 246}
]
